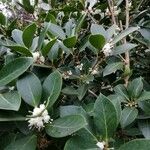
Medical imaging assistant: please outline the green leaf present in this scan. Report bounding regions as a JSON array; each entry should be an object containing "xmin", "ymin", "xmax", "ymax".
[
  {"xmin": 93, "ymin": 94, "xmax": 118, "ymax": 139},
  {"xmin": 139, "ymin": 120, "xmax": 150, "ymax": 139},
  {"xmin": 120, "ymin": 107, "xmax": 138, "ymax": 129},
  {"xmin": 62, "ymin": 87, "xmax": 78, "ymax": 95},
  {"xmin": 63, "ymin": 36, "xmax": 77, "ymax": 48},
  {"xmin": 119, "ymin": 139, "xmax": 150, "ymax": 150},
  {"xmin": 91, "ymin": 24, "xmax": 106, "ymax": 38},
  {"xmin": 112, "ymin": 27, "xmax": 139, "ymax": 44},
  {"xmin": 45, "ymin": 22, "xmax": 66, "ymax": 40},
  {"xmin": 17, "ymin": 72, "xmax": 42, "ymax": 107},
  {"xmin": 0, "ymin": 57, "xmax": 33, "ymax": 86},
  {"xmin": 106, "ymin": 24, "xmax": 118, "ymax": 40},
  {"xmin": 46, "ymin": 115, "xmax": 87, "ymax": 138},
  {"xmin": 11, "ymin": 29, "xmax": 24, "ymax": 45},
  {"xmin": 75, "ymin": 12, "xmax": 87, "ymax": 35},
  {"xmin": 0, "ymin": 12, "xmax": 6, "ymax": 25},
  {"xmin": 114, "ymin": 84, "xmax": 129, "ymax": 101},
  {"xmin": 113, "ymin": 43, "xmax": 137, "ymax": 55},
  {"xmin": 103, "ymin": 62, "xmax": 124, "ymax": 76},
  {"xmin": 89, "ymin": 34, "xmax": 105, "ymax": 50},
  {"xmin": 38, "ymin": 22, "xmax": 51, "ymax": 50},
  {"xmin": 41, "ymin": 39, "xmax": 56, "ymax": 56},
  {"xmin": 43, "ymin": 70, "xmax": 62, "ymax": 108},
  {"xmin": 5, "ymin": 45, "xmax": 32, "ymax": 56},
  {"xmin": 127, "ymin": 77, "xmax": 143, "ymax": 98},
  {"xmin": 60, "ymin": 105, "xmax": 86, "ymax": 118},
  {"xmin": 48, "ymin": 42, "xmax": 59, "ymax": 62},
  {"xmin": 64, "ymin": 136, "xmax": 98, "ymax": 150},
  {"xmin": 22, "ymin": 23, "xmax": 36, "ymax": 48},
  {"xmin": 108, "ymin": 94, "xmax": 122, "ymax": 124},
  {"xmin": 0, "ymin": 91, "xmax": 21, "ymax": 111},
  {"xmin": 77, "ymin": 84, "xmax": 88, "ymax": 101},
  {"xmin": 0, "ymin": 113, "xmax": 25, "ymax": 122},
  {"xmin": 137, "ymin": 91, "xmax": 150, "ymax": 101},
  {"xmin": 4, "ymin": 135, "xmax": 37, "ymax": 150}
]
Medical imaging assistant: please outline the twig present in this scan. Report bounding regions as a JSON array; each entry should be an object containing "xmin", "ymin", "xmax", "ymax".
[
  {"xmin": 124, "ymin": 0, "xmax": 130, "ymax": 87},
  {"xmin": 107, "ymin": 0, "xmax": 117, "ymax": 25}
]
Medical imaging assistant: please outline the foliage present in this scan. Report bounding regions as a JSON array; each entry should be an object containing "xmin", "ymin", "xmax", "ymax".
[{"xmin": 0, "ymin": 0, "xmax": 150, "ymax": 149}]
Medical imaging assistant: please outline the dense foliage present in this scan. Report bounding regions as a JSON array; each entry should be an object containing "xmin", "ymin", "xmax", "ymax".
[{"xmin": 0, "ymin": 0, "xmax": 150, "ymax": 149}]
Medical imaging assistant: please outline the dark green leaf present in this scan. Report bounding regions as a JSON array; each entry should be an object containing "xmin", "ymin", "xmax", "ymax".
[
  {"xmin": 89, "ymin": 34, "xmax": 105, "ymax": 50},
  {"xmin": 137, "ymin": 91, "xmax": 150, "ymax": 101},
  {"xmin": 17, "ymin": 72, "xmax": 42, "ymax": 107},
  {"xmin": 5, "ymin": 135, "xmax": 37, "ymax": 150},
  {"xmin": 127, "ymin": 77, "xmax": 143, "ymax": 98},
  {"xmin": 0, "ymin": 91, "xmax": 21, "ymax": 111},
  {"xmin": 103, "ymin": 62, "xmax": 124, "ymax": 76},
  {"xmin": 63, "ymin": 36, "xmax": 77, "ymax": 48},
  {"xmin": 93, "ymin": 94, "xmax": 118, "ymax": 138},
  {"xmin": 43, "ymin": 70, "xmax": 62, "ymax": 108},
  {"xmin": 0, "ymin": 12, "xmax": 6, "ymax": 25},
  {"xmin": 119, "ymin": 139, "xmax": 150, "ymax": 150},
  {"xmin": 46, "ymin": 115, "xmax": 87, "ymax": 138},
  {"xmin": 0, "ymin": 57, "xmax": 33, "ymax": 86},
  {"xmin": 120, "ymin": 107, "xmax": 138, "ymax": 129},
  {"xmin": 22, "ymin": 23, "xmax": 36, "ymax": 48}
]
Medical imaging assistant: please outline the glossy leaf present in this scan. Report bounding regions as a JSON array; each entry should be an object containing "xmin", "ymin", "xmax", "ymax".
[
  {"xmin": 93, "ymin": 94, "xmax": 118, "ymax": 139},
  {"xmin": 46, "ymin": 115, "xmax": 87, "ymax": 138},
  {"xmin": 89, "ymin": 34, "xmax": 105, "ymax": 50},
  {"xmin": 103, "ymin": 62, "xmax": 124, "ymax": 76},
  {"xmin": 139, "ymin": 120, "xmax": 150, "ymax": 139},
  {"xmin": 137, "ymin": 91, "xmax": 150, "ymax": 101},
  {"xmin": 41, "ymin": 39, "xmax": 56, "ymax": 56},
  {"xmin": 0, "ymin": 57, "xmax": 33, "ymax": 86},
  {"xmin": 43, "ymin": 70, "xmax": 62, "ymax": 108},
  {"xmin": 5, "ymin": 135, "xmax": 37, "ymax": 150},
  {"xmin": 113, "ymin": 43, "xmax": 137, "ymax": 55},
  {"xmin": 11, "ymin": 29, "xmax": 24, "ymax": 45},
  {"xmin": 0, "ymin": 12, "xmax": 6, "ymax": 25},
  {"xmin": 112, "ymin": 27, "xmax": 139, "ymax": 44},
  {"xmin": 120, "ymin": 107, "xmax": 138, "ymax": 129},
  {"xmin": 45, "ymin": 22, "xmax": 66, "ymax": 40},
  {"xmin": 22, "ymin": 23, "xmax": 36, "ymax": 48},
  {"xmin": 0, "ymin": 91, "xmax": 21, "ymax": 111},
  {"xmin": 127, "ymin": 77, "xmax": 143, "ymax": 98},
  {"xmin": 6, "ymin": 45, "xmax": 32, "ymax": 56},
  {"xmin": 119, "ymin": 139, "xmax": 150, "ymax": 150},
  {"xmin": 17, "ymin": 72, "xmax": 42, "ymax": 107},
  {"xmin": 63, "ymin": 36, "xmax": 77, "ymax": 48}
]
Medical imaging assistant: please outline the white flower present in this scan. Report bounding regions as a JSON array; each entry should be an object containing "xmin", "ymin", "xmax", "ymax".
[
  {"xmin": 27, "ymin": 104, "xmax": 52, "ymax": 130},
  {"xmin": 96, "ymin": 141, "xmax": 105, "ymax": 150},
  {"xmin": 32, "ymin": 52, "xmax": 45, "ymax": 64},
  {"xmin": 85, "ymin": 0, "xmax": 98, "ymax": 11},
  {"xmin": 62, "ymin": 70, "xmax": 72, "ymax": 79},
  {"xmin": 76, "ymin": 63, "xmax": 83, "ymax": 71},
  {"xmin": 102, "ymin": 43, "xmax": 113, "ymax": 57}
]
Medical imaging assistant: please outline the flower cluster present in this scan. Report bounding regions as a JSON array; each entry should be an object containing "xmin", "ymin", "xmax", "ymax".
[
  {"xmin": 96, "ymin": 141, "xmax": 105, "ymax": 150},
  {"xmin": 89, "ymin": 67, "xmax": 99, "ymax": 75},
  {"xmin": 102, "ymin": 43, "xmax": 113, "ymax": 57},
  {"xmin": 62, "ymin": 70, "xmax": 72, "ymax": 79},
  {"xmin": 27, "ymin": 104, "xmax": 52, "ymax": 130},
  {"xmin": 76, "ymin": 63, "xmax": 83, "ymax": 71},
  {"xmin": 32, "ymin": 52, "xmax": 45, "ymax": 64}
]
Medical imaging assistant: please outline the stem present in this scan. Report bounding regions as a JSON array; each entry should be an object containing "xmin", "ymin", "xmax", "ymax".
[
  {"xmin": 124, "ymin": 0, "xmax": 130, "ymax": 87},
  {"xmin": 107, "ymin": 0, "xmax": 117, "ymax": 25}
]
